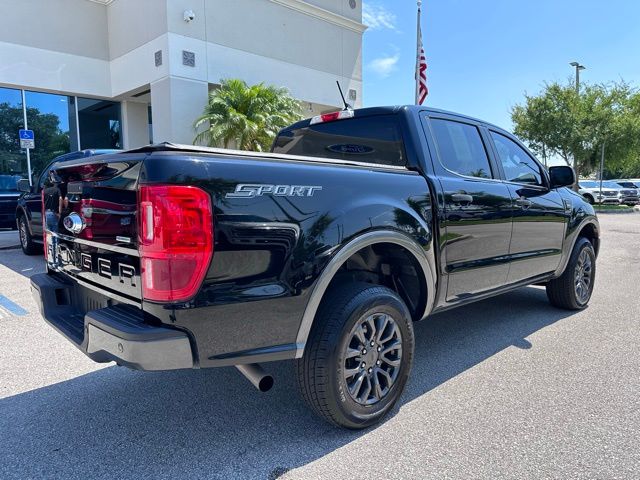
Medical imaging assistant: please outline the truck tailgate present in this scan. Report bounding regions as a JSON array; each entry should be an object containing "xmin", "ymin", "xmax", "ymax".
[{"xmin": 49, "ymin": 153, "xmax": 144, "ymax": 305}]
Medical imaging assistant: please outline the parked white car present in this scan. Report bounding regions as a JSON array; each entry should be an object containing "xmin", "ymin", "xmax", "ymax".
[
  {"xmin": 579, "ymin": 180, "xmax": 639, "ymax": 205},
  {"xmin": 579, "ymin": 180, "xmax": 620, "ymax": 205},
  {"xmin": 609, "ymin": 180, "xmax": 640, "ymax": 205}
]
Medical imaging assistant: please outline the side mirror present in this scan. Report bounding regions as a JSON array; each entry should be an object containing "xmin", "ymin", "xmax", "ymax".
[
  {"xmin": 17, "ymin": 178, "xmax": 32, "ymax": 193},
  {"xmin": 549, "ymin": 166, "xmax": 575, "ymax": 189}
]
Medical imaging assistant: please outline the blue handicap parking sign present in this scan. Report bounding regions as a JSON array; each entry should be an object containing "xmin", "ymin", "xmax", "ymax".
[
  {"xmin": 19, "ymin": 129, "xmax": 35, "ymax": 149},
  {"xmin": 19, "ymin": 129, "xmax": 34, "ymax": 140}
]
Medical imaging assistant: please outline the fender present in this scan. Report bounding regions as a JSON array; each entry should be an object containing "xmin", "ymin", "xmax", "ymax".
[
  {"xmin": 553, "ymin": 216, "xmax": 599, "ymax": 278},
  {"xmin": 294, "ymin": 229, "xmax": 437, "ymax": 358}
]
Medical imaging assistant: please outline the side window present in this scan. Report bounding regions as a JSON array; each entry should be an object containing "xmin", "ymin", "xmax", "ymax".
[
  {"xmin": 490, "ymin": 132, "xmax": 543, "ymax": 186},
  {"xmin": 430, "ymin": 119, "xmax": 493, "ymax": 179}
]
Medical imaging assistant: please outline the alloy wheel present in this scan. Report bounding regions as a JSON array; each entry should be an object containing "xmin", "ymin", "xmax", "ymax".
[
  {"xmin": 19, "ymin": 219, "xmax": 28, "ymax": 248},
  {"xmin": 574, "ymin": 249, "xmax": 593, "ymax": 305},
  {"xmin": 342, "ymin": 312, "xmax": 403, "ymax": 406}
]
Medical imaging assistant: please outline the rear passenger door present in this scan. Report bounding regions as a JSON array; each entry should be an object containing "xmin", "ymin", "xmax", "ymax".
[{"xmin": 424, "ymin": 115, "xmax": 513, "ymax": 301}]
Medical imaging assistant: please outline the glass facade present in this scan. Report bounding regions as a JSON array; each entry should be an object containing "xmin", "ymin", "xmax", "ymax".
[
  {"xmin": 0, "ymin": 87, "xmax": 122, "ymax": 182},
  {"xmin": 25, "ymin": 90, "xmax": 76, "ymax": 177},
  {"xmin": 78, "ymin": 97, "xmax": 121, "ymax": 149},
  {"xmin": 0, "ymin": 87, "xmax": 26, "ymax": 176}
]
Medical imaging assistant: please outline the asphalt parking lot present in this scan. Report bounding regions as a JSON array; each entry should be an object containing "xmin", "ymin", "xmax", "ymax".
[{"xmin": 1, "ymin": 214, "xmax": 639, "ymax": 480}]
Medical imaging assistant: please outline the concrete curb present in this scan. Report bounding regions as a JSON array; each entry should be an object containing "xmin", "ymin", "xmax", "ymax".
[{"xmin": 595, "ymin": 208, "xmax": 638, "ymax": 215}]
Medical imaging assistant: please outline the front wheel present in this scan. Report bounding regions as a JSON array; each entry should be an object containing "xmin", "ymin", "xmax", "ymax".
[
  {"xmin": 296, "ymin": 282, "xmax": 414, "ymax": 429},
  {"xmin": 546, "ymin": 237, "xmax": 596, "ymax": 310}
]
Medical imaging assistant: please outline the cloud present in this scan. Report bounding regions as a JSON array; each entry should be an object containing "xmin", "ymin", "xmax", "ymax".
[
  {"xmin": 362, "ymin": 3, "xmax": 397, "ymax": 30},
  {"xmin": 368, "ymin": 54, "xmax": 399, "ymax": 78}
]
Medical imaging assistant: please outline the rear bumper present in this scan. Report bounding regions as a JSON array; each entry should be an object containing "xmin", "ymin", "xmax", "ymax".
[{"xmin": 30, "ymin": 273, "xmax": 194, "ymax": 370}]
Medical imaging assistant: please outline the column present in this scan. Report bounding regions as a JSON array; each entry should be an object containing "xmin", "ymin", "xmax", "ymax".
[
  {"xmin": 150, "ymin": 76, "xmax": 209, "ymax": 145},
  {"xmin": 121, "ymin": 101, "xmax": 150, "ymax": 149}
]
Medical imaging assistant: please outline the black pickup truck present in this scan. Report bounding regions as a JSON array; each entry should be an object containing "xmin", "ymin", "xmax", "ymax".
[{"xmin": 30, "ymin": 106, "xmax": 599, "ymax": 429}]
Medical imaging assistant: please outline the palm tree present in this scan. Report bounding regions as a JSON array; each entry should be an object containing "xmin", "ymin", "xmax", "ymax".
[{"xmin": 194, "ymin": 79, "xmax": 302, "ymax": 151}]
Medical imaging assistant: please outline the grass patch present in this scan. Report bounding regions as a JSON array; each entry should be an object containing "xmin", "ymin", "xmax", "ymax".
[{"xmin": 594, "ymin": 204, "xmax": 632, "ymax": 211}]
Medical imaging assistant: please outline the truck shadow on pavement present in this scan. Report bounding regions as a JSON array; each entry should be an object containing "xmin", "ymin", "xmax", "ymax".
[
  {"xmin": 0, "ymin": 249, "xmax": 45, "ymax": 278},
  {"xmin": 0, "ymin": 286, "xmax": 578, "ymax": 480}
]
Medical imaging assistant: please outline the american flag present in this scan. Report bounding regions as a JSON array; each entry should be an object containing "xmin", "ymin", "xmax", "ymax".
[{"xmin": 415, "ymin": 6, "xmax": 428, "ymax": 104}]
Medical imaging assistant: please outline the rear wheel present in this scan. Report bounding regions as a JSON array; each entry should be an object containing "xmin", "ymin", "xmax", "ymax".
[
  {"xmin": 546, "ymin": 237, "xmax": 596, "ymax": 310},
  {"xmin": 296, "ymin": 282, "xmax": 414, "ymax": 429},
  {"xmin": 18, "ymin": 215, "xmax": 39, "ymax": 255}
]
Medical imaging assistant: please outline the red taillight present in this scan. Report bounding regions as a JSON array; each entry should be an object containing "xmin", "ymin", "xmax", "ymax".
[
  {"xmin": 138, "ymin": 185, "xmax": 213, "ymax": 303},
  {"xmin": 309, "ymin": 109, "xmax": 355, "ymax": 125}
]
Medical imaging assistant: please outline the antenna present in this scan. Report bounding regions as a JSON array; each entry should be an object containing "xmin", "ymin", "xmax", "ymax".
[{"xmin": 336, "ymin": 81, "xmax": 352, "ymax": 111}]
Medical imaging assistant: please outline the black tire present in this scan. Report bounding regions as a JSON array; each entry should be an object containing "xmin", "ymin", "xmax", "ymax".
[
  {"xmin": 296, "ymin": 282, "xmax": 414, "ymax": 429},
  {"xmin": 546, "ymin": 237, "xmax": 596, "ymax": 310},
  {"xmin": 582, "ymin": 194, "xmax": 594, "ymax": 205},
  {"xmin": 18, "ymin": 215, "xmax": 40, "ymax": 255}
]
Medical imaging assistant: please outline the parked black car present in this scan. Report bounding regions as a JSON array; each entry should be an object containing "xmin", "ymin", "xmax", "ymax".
[
  {"xmin": 16, "ymin": 149, "xmax": 118, "ymax": 254},
  {"xmin": 30, "ymin": 106, "xmax": 599, "ymax": 429},
  {"xmin": 0, "ymin": 174, "xmax": 23, "ymax": 229}
]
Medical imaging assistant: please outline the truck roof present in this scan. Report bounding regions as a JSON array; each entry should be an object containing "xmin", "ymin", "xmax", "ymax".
[{"xmin": 280, "ymin": 105, "xmax": 509, "ymax": 134}]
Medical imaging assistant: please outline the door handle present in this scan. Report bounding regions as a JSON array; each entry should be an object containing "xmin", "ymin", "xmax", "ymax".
[
  {"xmin": 451, "ymin": 193, "xmax": 474, "ymax": 204},
  {"xmin": 515, "ymin": 197, "xmax": 532, "ymax": 209}
]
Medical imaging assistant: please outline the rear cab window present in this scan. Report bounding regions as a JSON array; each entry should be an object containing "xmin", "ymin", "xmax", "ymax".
[{"xmin": 272, "ymin": 114, "xmax": 406, "ymax": 167}]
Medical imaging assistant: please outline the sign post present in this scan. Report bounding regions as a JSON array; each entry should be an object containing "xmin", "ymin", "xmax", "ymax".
[{"xmin": 20, "ymin": 90, "xmax": 34, "ymax": 187}]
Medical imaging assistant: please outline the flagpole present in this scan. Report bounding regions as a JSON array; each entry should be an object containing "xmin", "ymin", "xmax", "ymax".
[{"xmin": 415, "ymin": 0, "xmax": 422, "ymax": 104}]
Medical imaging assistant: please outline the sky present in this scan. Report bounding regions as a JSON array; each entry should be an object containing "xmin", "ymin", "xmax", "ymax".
[{"xmin": 362, "ymin": 0, "xmax": 640, "ymax": 132}]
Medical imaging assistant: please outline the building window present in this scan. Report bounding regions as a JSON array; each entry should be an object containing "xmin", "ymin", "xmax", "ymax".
[
  {"xmin": 25, "ymin": 90, "xmax": 76, "ymax": 177},
  {"xmin": 148, "ymin": 105, "xmax": 153, "ymax": 144},
  {"xmin": 0, "ymin": 89, "xmax": 122, "ymax": 180},
  {"xmin": 0, "ymin": 87, "xmax": 25, "ymax": 176},
  {"xmin": 78, "ymin": 97, "xmax": 121, "ymax": 149}
]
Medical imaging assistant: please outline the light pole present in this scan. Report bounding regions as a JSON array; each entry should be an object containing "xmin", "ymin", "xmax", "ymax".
[
  {"xmin": 569, "ymin": 61, "xmax": 586, "ymax": 187},
  {"xmin": 570, "ymin": 61, "xmax": 585, "ymax": 93}
]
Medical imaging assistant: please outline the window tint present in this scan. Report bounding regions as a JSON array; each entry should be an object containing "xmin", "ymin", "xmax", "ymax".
[
  {"xmin": 430, "ymin": 119, "xmax": 492, "ymax": 179},
  {"xmin": 491, "ymin": 132, "xmax": 543, "ymax": 186},
  {"xmin": 272, "ymin": 114, "xmax": 405, "ymax": 167},
  {"xmin": 580, "ymin": 181, "xmax": 596, "ymax": 188}
]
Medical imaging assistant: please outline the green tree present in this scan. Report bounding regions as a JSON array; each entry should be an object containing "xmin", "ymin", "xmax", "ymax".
[
  {"xmin": 511, "ymin": 81, "xmax": 640, "ymax": 179},
  {"xmin": 194, "ymin": 79, "xmax": 302, "ymax": 151}
]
